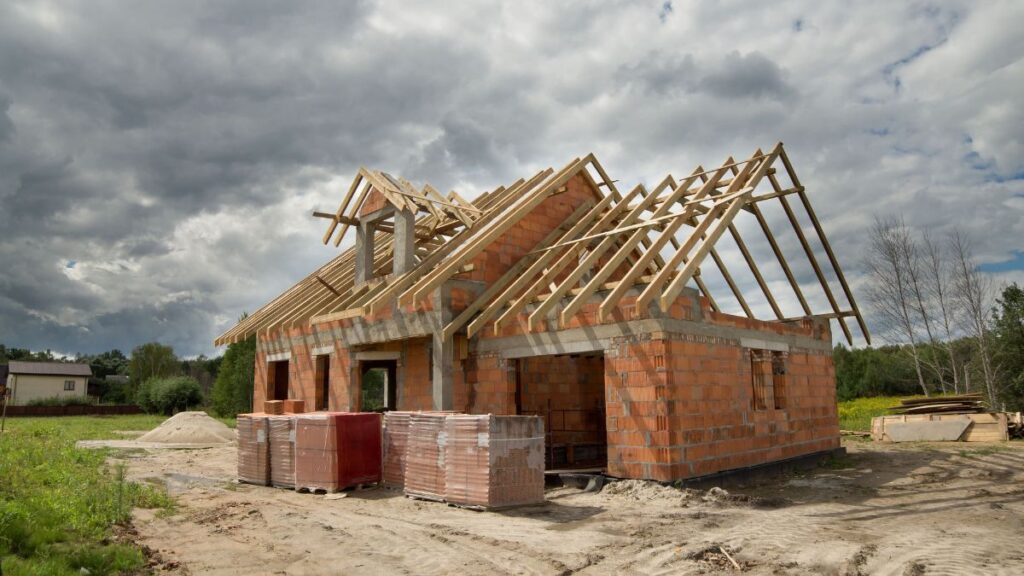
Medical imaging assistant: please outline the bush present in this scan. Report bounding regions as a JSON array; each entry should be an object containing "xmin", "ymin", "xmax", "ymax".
[
  {"xmin": 25, "ymin": 396, "xmax": 94, "ymax": 407},
  {"xmin": 136, "ymin": 376, "xmax": 202, "ymax": 415}
]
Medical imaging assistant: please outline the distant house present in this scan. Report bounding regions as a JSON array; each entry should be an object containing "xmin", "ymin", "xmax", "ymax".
[{"xmin": 6, "ymin": 361, "xmax": 92, "ymax": 405}]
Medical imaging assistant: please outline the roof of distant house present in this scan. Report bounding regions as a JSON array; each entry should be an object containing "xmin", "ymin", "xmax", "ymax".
[{"xmin": 8, "ymin": 361, "xmax": 92, "ymax": 377}]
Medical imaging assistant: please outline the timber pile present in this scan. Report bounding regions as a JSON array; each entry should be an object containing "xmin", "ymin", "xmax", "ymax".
[{"xmin": 889, "ymin": 394, "xmax": 986, "ymax": 415}]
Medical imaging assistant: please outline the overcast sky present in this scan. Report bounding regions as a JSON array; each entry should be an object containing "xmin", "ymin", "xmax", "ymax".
[{"xmin": 0, "ymin": 0, "xmax": 1021, "ymax": 358}]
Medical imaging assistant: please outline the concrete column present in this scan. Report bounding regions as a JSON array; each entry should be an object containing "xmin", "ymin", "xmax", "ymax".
[
  {"xmin": 354, "ymin": 220, "xmax": 375, "ymax": 285},
  {"xmin": 393, "ymin": 207, "xmax": 416, "ymax": 276},
  {"xmin": 431, "ymin": 284, "xmax": 454, "ymax": 410},
  {"xmin": 432, "ymin": 332, "xmax": 454, "ymax": 410}
]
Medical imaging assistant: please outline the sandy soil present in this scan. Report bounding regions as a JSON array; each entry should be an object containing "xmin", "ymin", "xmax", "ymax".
[{"xmin": 119, "ymin": 439, "xmax": 1024, "ymax": 575}]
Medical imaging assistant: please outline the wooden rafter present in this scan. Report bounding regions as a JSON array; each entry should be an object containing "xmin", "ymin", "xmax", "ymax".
[{"xmin": 215, "ymin": 142, "xmax": 870, "ymax": 348}]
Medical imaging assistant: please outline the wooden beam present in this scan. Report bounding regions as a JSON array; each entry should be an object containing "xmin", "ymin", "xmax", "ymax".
[
  {"xmin": 443, "ymin": 202, "xmax": 592, "ymax": 340},
  {"xmin": 659, "ymin": 191, "xmax": 752, "ymax": 311}
]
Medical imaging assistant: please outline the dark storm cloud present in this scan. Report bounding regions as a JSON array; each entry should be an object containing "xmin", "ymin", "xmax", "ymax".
[{"xmin": 0, "ymin": 0, "xmax": 1020, "ymax": 355}]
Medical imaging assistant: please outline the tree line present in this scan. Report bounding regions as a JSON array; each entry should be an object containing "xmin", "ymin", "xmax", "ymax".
[
  {"xmin": 863, "ymin": 217, "xmax": 1023, "ymax": 410},
  {"xmin": 0, "ymin": 336, "xmax": 256, "ymax": 417}
]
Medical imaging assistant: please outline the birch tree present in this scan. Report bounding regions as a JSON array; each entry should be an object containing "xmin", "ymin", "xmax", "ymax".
[
  {"xmin": 949, "ymin": 229, "xmax": 1000, "ymax": 407},
  {"xmin": 865, "ymin": 218, "xmax": 929, "ymax": 395}
]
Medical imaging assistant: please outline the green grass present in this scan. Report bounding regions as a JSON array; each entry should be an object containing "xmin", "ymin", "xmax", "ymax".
[
  {"xmin": 838, "ymin": 395, "xmax": 926, "ymax": 432},
  {"xmin": 0, "ymin": 414, "xmax": 177, "ymax": 575}
]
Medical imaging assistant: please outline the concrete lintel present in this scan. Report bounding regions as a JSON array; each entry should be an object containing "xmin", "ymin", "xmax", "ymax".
[
  {"xmin": 475, "ymin": 315, "xmax": 832, "ymax": 359},
  {"xmin": 311, "ymin": 345, "xmax": 334, "ymax": 356},
  {"xmin": 354, "ymin": 350, "xmax": 401, "ymax": 361},
  {"xmin": 266, "ymin": 351, "xmax": 291, "ymax": 362},
  {"xmin": 361, "ymin": 205, "xmax": 396, "ymax": 223},
  {"xmin": 739, "ymin": 338, "xmax": 790, "ymax": 352}
]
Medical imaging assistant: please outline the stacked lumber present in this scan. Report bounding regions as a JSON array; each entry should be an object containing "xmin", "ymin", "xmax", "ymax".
[
  {"xmin": 889, "ymin": 394, "xmax": 985, "ymax": 415},
  {"xmin": 404, "ymin": 413, "xmax": 449, "ymax": 501},
  {"xmin": 444, "ymin": 415, "xmax": 545, "ymax": 510},
  {"xmin": 268, "ymin": 415, "xmax": 296, "ymax": 489},
  {"xmin": 237, "ymin": 414, "xmax": 270, "ymax": 485}
]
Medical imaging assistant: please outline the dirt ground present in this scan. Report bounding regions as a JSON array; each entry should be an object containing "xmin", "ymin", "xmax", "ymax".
[{"xmin": 119, "ymin": 438, "xmax": 1024, "ymax": 575}]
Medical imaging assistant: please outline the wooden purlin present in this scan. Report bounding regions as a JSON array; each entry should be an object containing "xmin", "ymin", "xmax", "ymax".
[
  {"xmin": 485, "ymin": 186, "xmax": 630, "ymax": 336},
  {"xmin": 442, "ymin": 202, "xmax": 595, "ymax": 340},
  {"xmin": 367, "ymin": 170, "xmax": 554, "ymax": 316},
  {"xmin": 596, "ymin": 163, "xmax": 732, "ymax": 322},
  {"xmin": 401, "ymin": 158, "xmax": 586, "ymax": 307},
  {"xmin": 779, "ymin": 147, "xmax": 870, "ymax": 344},
  {"xmin": 634, "ymin": 148, "xmax": 768, "ymax": 314}
]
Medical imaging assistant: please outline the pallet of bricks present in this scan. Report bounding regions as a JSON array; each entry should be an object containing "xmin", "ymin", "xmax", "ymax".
[
  {"xmin": 294, "ymin": 411, "xmax": 382, "ymax": 493},
  {"xmin": 396, "ymin": 411, "xmax": 546, "ymax": 510}
]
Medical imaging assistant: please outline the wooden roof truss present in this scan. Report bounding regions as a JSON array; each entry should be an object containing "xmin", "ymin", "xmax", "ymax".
[{"xmin": 214, "ymin": 143, "xmax": 869, "ymax": 346}]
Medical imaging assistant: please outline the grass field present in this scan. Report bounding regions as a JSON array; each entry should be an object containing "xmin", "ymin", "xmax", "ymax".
[
  {"xmin": 0, "ymin": 414, "xmax": 177, "ymax": 575},
  {"xmin": 838, "ymin": 395, "xmax": 925, "ymax": 431}
]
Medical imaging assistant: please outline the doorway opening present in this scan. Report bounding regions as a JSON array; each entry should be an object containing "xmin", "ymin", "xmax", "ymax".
[
  {"xmin": 360, "ymin": 359, "xmax": 397, "ymax": 412},
  {"xmin": 514, "ymin": 352, "xmax": 606, "ymax": 470},
  {"xmin": 314, "ymin": 355, "xmax": 330, "ymax": 411},
  {"xmin": 267, "ymin": 360, "xmax": 289, "ymax": 401}
]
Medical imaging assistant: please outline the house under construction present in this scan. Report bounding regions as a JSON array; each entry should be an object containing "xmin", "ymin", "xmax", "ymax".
[{"xmin": 216, "ymin": 142, "xmax": 869, "ymax": 481}]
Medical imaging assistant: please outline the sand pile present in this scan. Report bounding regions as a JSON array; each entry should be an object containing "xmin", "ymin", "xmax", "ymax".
[{"xmin": 137, "ymin": 411, "xmax": 236, "ymax": 445}]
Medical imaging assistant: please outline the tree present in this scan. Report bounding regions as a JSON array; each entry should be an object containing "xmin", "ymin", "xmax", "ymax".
[
  {"xmin": 993, "ymin": 283, "xmax": 1024, "ymax": 409},
  {"xmin": 949, "ymin": 230, "xmax": 1001, "ymax": 408},
  {"xmin": 128, "ymin": 343, "xmax": 179, "ymax": 399},
  {"xmin": 210, "ymin": 337, "xmax": 256, "ymax": 417},
  {"xmin": 865, "ymin": 217, "xmax": 930, "ymax": 395}
]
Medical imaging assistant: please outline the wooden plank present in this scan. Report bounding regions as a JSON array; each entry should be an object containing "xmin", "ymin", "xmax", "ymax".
[
  {"xmin": 659, "ymin": 192, "xmax": 753, "ymax": 311},
  {"xmin": 727, "ymin": 223, "xmax": 783, "ymax": 319},
  {"xmin": 530, "ymin": 182, "xmax": 668, "ymax": 329},
  {"xmin": 323, "ymin": 172, "xmax": 363, "ymax": 245},
  {"xmin": 406, "ymin": 158, "xmax": 585, "ymax": 305},
  {"xmin": 442, "ymin": 202, "xmax": 593, "ymax": 340},
  {"xmin": 750, "ymin": 203, "xmax": 812, "ymax": 316},
  {"xmin": 478, "ymin": 190, "xmax": 624, "ymax": 336}
]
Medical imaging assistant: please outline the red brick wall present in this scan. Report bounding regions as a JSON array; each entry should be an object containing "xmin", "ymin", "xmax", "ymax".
[
  {"xmin": 359, "ymin": 187, "xmax": 389, "ymax": 217},
  {"xmin": 604, "ymin": 334, "xmax": 838, "ymax": 481},
  {"xmin": 455, "ymin": 173, "xmax": 599, "ymax": 287},
  {"xmin": 517, "ymin": 355, "xmax": 604, "ymax": 447},
  {"xmin": 460, "ymin": 351, "xmax": 514, "ymax": 414}
]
